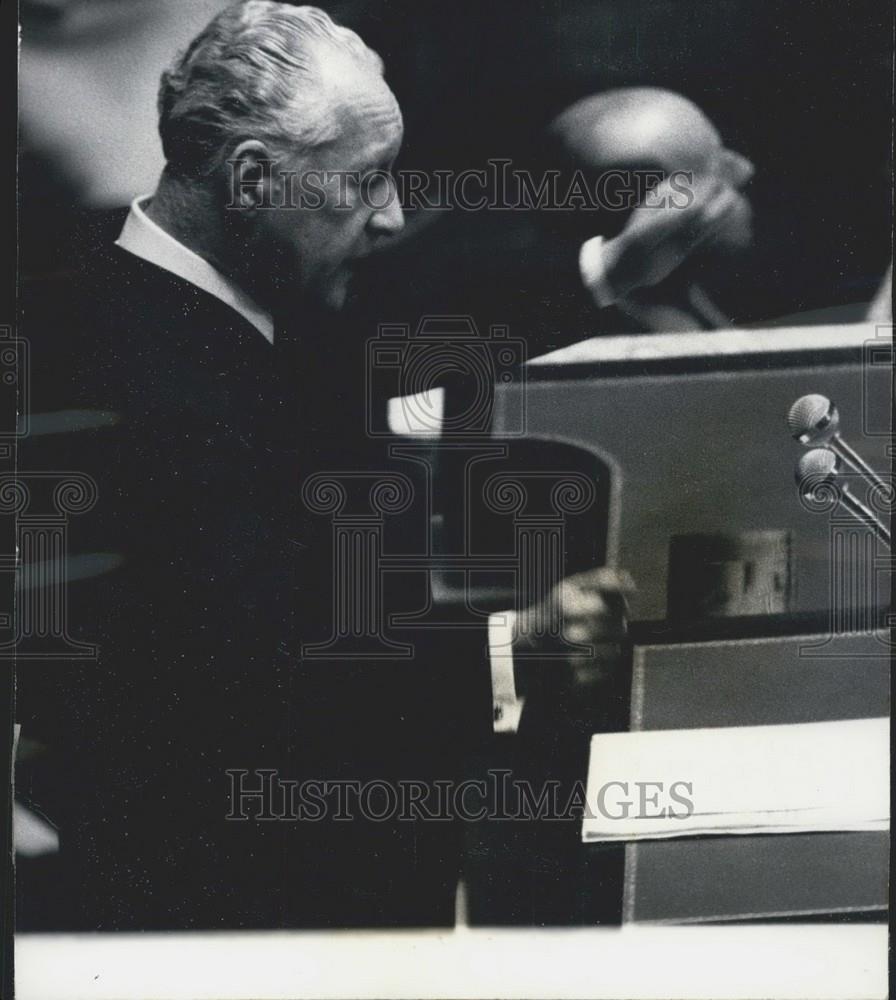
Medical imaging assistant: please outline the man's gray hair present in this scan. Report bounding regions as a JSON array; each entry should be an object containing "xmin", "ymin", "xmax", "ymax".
[{"xmin": 158, "ymin": 1, "xmax": 384, "ymax": 177}]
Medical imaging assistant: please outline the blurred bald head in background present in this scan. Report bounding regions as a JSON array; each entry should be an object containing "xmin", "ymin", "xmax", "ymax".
[
  {"xmin": 545, "ymin": 87, "xmax": 757, "ymax": 330},
  {"xmin": 549, "ymin": 87, "xmax": 755, "ymax": 253}
]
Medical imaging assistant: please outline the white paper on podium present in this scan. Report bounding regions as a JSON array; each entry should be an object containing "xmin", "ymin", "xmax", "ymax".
[{"xmin": 581, "ymin": 717, "xmax": 890, "ymax": 843}]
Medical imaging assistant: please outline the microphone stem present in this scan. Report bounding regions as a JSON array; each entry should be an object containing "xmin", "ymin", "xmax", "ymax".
[
  {"xmin": 833, "ymin": 436, "xmax": 885, "ymax": 489},
  {"xmin": 841, "ymin": 491, "xmax": 891, "ymax": 547}
]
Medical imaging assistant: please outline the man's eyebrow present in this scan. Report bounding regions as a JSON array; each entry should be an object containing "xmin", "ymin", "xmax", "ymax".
[{"xmin": 361, "ymin": 144, "xmax": 401, "ymax": 174}]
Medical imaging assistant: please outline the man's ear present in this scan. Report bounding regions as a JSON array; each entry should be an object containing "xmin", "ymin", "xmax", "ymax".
[{"xmin": 225, "ymin": 140, "xmax": 278, "ymax": 211}]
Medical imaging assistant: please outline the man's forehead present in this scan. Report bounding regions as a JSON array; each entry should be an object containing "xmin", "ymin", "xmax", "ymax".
[
  {"xmin": 311, "ymin": 49, "xmax": 400, "ymax": 128},
  {"xmin": 348, "ymin": 88, "xmax": 404, "ymax": 138},
  {"xmin": 332, "ymin": 85, "xmax": 404, "ymax": 157},
  {"xmin": 316, "ymin": 50, "xmax": 401, "ymax": 118}
]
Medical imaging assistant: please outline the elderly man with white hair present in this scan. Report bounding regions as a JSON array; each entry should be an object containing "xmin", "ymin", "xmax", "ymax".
[
  {"xmin": 21, "ymin": 2, "xmax": 414, "ymax": 932},
  {"xmin": 18, "ymin": 1, "xmax": 730, "ymax": 931}
]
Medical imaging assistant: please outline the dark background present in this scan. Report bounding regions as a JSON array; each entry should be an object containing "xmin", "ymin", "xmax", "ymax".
[{"xmin": 3, "ymin": 0, "xmax": 19, "ymax": 991}]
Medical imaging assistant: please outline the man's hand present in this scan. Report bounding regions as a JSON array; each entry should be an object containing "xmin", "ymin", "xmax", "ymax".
[
  {"xmin": 601, "ymin": 167, "xmax": 753, "ymax": 299},
  {"xmin": 514, "ymin": 566, "xmax": 635, "ymax": 657},
  {"xmin": 511, "ymin": 567, "xmax": 635, "ymax": 706}
]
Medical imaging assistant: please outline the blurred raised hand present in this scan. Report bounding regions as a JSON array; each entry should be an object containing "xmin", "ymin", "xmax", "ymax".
[{"xmin": 602, "ymin": 162, "xmax": 754, "ymax": 297}]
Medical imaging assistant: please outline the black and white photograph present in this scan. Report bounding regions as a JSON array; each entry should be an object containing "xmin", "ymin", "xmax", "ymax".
[{"xmin": 2, "ymin": 1, "xmax": 893, "ymax": 997}]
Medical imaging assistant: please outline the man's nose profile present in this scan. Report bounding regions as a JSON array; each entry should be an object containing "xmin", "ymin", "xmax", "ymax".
[{"xmin": 369, "ymin": 182, "xmax": 406, "ymax": 237}]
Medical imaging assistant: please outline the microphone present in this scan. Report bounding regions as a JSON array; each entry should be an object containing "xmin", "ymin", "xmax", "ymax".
[
  {"xmin": 796, "ymin": 448, "xmax": 891, "ymax": 547},
  {"xmin": 788, "ymin": 394, "xmax": 885, "ymax": 491}
]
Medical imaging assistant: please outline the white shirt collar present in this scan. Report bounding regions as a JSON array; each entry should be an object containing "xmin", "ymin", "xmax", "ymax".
[{"xmin": 115, "ymin": 195, "xmax": 274, "ymax": 344}]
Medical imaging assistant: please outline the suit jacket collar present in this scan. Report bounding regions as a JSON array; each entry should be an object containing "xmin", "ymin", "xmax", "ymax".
[{"xmin": 116, "ymin": 195, "xmax": 275, "ymax": 344}]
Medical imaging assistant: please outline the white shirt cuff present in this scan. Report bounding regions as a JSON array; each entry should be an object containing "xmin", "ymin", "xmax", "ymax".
[
  {"xmin": 579, "ymin": 235, "xmax": 617, "ymax": 308},
  {"xmin": 488, "ymin": 610, "xmax": 524, "ymax": 734}
]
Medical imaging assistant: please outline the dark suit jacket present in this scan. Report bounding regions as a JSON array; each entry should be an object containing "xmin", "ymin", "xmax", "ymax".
[{"xmin": 17, "ymin": 235, "xmax": 490, "ymax": 930}]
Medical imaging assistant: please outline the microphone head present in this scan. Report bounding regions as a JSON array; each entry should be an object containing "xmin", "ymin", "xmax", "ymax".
[
  {"xmin": 788, "ymin": 394, "xmax": 839, "ymax": 445},
  {"xmin": 795, "ymin": 447, "xmax": 839, "ymax": 496}
]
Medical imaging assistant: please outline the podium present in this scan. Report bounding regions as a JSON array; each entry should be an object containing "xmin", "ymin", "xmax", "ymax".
[
  {"xmin": 491, "ymin": 323, "xmax": 893, "ymax": 625},
  {"xmin": 466, "ymin": 324, "xmax": 891, "ymax": 925},
  {"xmin": 619, "ymin": 628, "xmax": 889, "ymax": 923}
]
